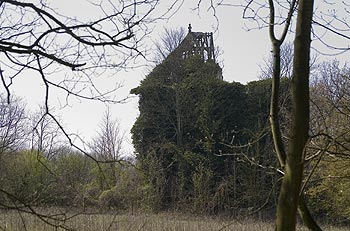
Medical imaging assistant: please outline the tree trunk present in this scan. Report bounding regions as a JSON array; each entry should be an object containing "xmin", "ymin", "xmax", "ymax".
[
  {"xmin": 298, "ymin": 195, "xmax": 323, "ymax": 231},
  {"xmin": 270, "ymin": 42, "xmax": 287, "ymax": 169},
  {"xmin": 275, "ymin": 1, "xmax": 315, "ymax": 230},
  {"xmin": 175, "ymin": 86, "xmax": 183, "ymax": 149},
  {"xmin": 270, "ymin": 43, "xmax": 321, "ymax": 231}
]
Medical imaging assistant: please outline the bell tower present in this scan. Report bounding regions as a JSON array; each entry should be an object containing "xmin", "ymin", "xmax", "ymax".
[{"xmin": 180, "ymin": 24, "xmax": 216, "ymax": 63}]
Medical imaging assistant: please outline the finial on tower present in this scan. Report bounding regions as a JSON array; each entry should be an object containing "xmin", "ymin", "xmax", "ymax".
[{"xmin": 188, "ymin": 24, "xmax": 192, "ymax": 33}]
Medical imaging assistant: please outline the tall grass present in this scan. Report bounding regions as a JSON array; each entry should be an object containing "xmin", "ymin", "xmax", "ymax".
[{"xmin": 0, "ymin": 209, "xmax": 348, "ymax": 231}]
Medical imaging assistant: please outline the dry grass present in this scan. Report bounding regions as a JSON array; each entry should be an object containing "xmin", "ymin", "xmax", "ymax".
[{"xmin": 0, "ymin": 209, "xmax": 348, "ymax": 231}]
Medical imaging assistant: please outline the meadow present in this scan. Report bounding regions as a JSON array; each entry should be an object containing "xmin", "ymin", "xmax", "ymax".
[{"xmin": 0, "ymin": 209, "xmax": 348, "ymax": 231}]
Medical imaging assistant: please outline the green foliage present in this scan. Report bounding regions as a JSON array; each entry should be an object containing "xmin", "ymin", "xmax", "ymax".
[
  {"xmin": 307, "ymin": 157, "xmax": 350, "ymax": 220},
  {"xmin": 97, "ymin": 164, "xmax": 144, "ymax": 210},
  {"xmin": 1, "ymin": 150, "xmax": 53, "ymax": 205},
  {"xmin": 50, "ymin": 150, "xmax": 94, "ymax": 206},
  {"xmin": 131, "ymin": 52, "xmax": 280, "ymax": 214},
  {"xmin": 192, "ymin": 162, "xmax": 214, "ymax": 213},
  {"xmin": 0, "ymin": 147, "xmax": 146, "ymax": 210}
]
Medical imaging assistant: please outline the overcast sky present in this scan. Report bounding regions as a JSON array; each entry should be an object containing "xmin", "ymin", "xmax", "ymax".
[{"xmin": 7, "ymin": 1, "xmax": 350, "ymax": 156}]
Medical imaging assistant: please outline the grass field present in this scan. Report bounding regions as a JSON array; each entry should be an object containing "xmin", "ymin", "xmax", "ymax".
[{"xmin": 0, "ymin": 209, "xmax": 348, "ymax": 231}]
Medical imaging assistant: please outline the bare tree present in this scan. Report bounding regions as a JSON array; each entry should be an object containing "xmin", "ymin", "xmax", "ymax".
[
  {"xmin": 90, "ymin": 108, "xmax": 125, "ymax": 187},
  {"xmin": 310, "ymin": 61, "xmax": 350, "ymax": 158},
  {"xmin": 153, "ymin": 27, "xmax": 187, "ymax": 64},
  {"xmin": 91, "ymin": 108, "xmax": 125, "ymax": 162},
  {"xmin": 259, "ymin": 42, "xmax": 294, "ymax": 80},
  {"xmin": 30, "ymin": 106, "xmax": 64, "ymax": 159},
  {"xmin": 0, "ymin": 0, "xmax": 180, "ymax": 147},
  {"xmin": 190, "ymin": 0, "xmax": 348, "ymax": 230},
  {"xmin": 0, "ymin": 94, "xmax": 27, "ymax": 153},
  {"xmin": 239, "ymin": 1, "xmax": 319, "ymax": 230}
]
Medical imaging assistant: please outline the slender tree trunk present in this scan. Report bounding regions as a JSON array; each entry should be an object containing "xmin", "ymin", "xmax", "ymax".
[
  {"xmin": 175, "ymin": 87, "xmax": 183, "ymax": 149},
  {"xmin": 270, "ymin": 42, "xmax": 287, "ymax": 169},
  {"xmin": 275, "ymin": 1, "xmax": 315, "ymax": 230},
  {"xmin": 298, "ymin": 195, "xmax": 323, "ymax": 231}
]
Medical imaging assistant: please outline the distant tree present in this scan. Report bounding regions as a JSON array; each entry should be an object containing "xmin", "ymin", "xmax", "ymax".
[
  {"xmin": 91, "ymin": 108, "xmax": 125, "ymax": 162},
  {"xmin": 90, "ymin": 108, "xmax": 125, "ymax": 188},
  {"xmin": 0, "ymin": 94, "xmax": 29, "ymax": 212},
  {"xmin": 0, "ymin": 94, "xmax": 27, "ymax": 153},
  {"xmin": 259, "ymin": 42, "xmax": 294, "ymax": 80},
  {"xmin": 153, "ymin": 27, "xmax": 187, "ymax": 64},
  {"xmin": 306, "ymin": 61, "xmax": 350, "ymax": 220},
  {"xmin": 0, "ymin": 150, "xmax": 53, "ymax": 208},
  {"xmin": 51, "ymin": 148, "xmax": 94, "ymax": 207},
  {"xmin": 30, "ymin": 106, "xmax": 64, "ymax": 159}
]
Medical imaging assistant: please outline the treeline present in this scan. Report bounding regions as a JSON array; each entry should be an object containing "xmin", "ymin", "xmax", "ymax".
[
  {"xmin": 0, "ymin": 148, "xmax": 144, "ymax": 210},
  {"xmin": 0, "ymin": 102, "xmax": 143, "ymax": 210}
]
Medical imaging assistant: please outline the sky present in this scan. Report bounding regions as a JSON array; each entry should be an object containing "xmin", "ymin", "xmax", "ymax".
[{"xmin": 5, "ymin": 1, "xmax": 349, "ymax": 156}]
